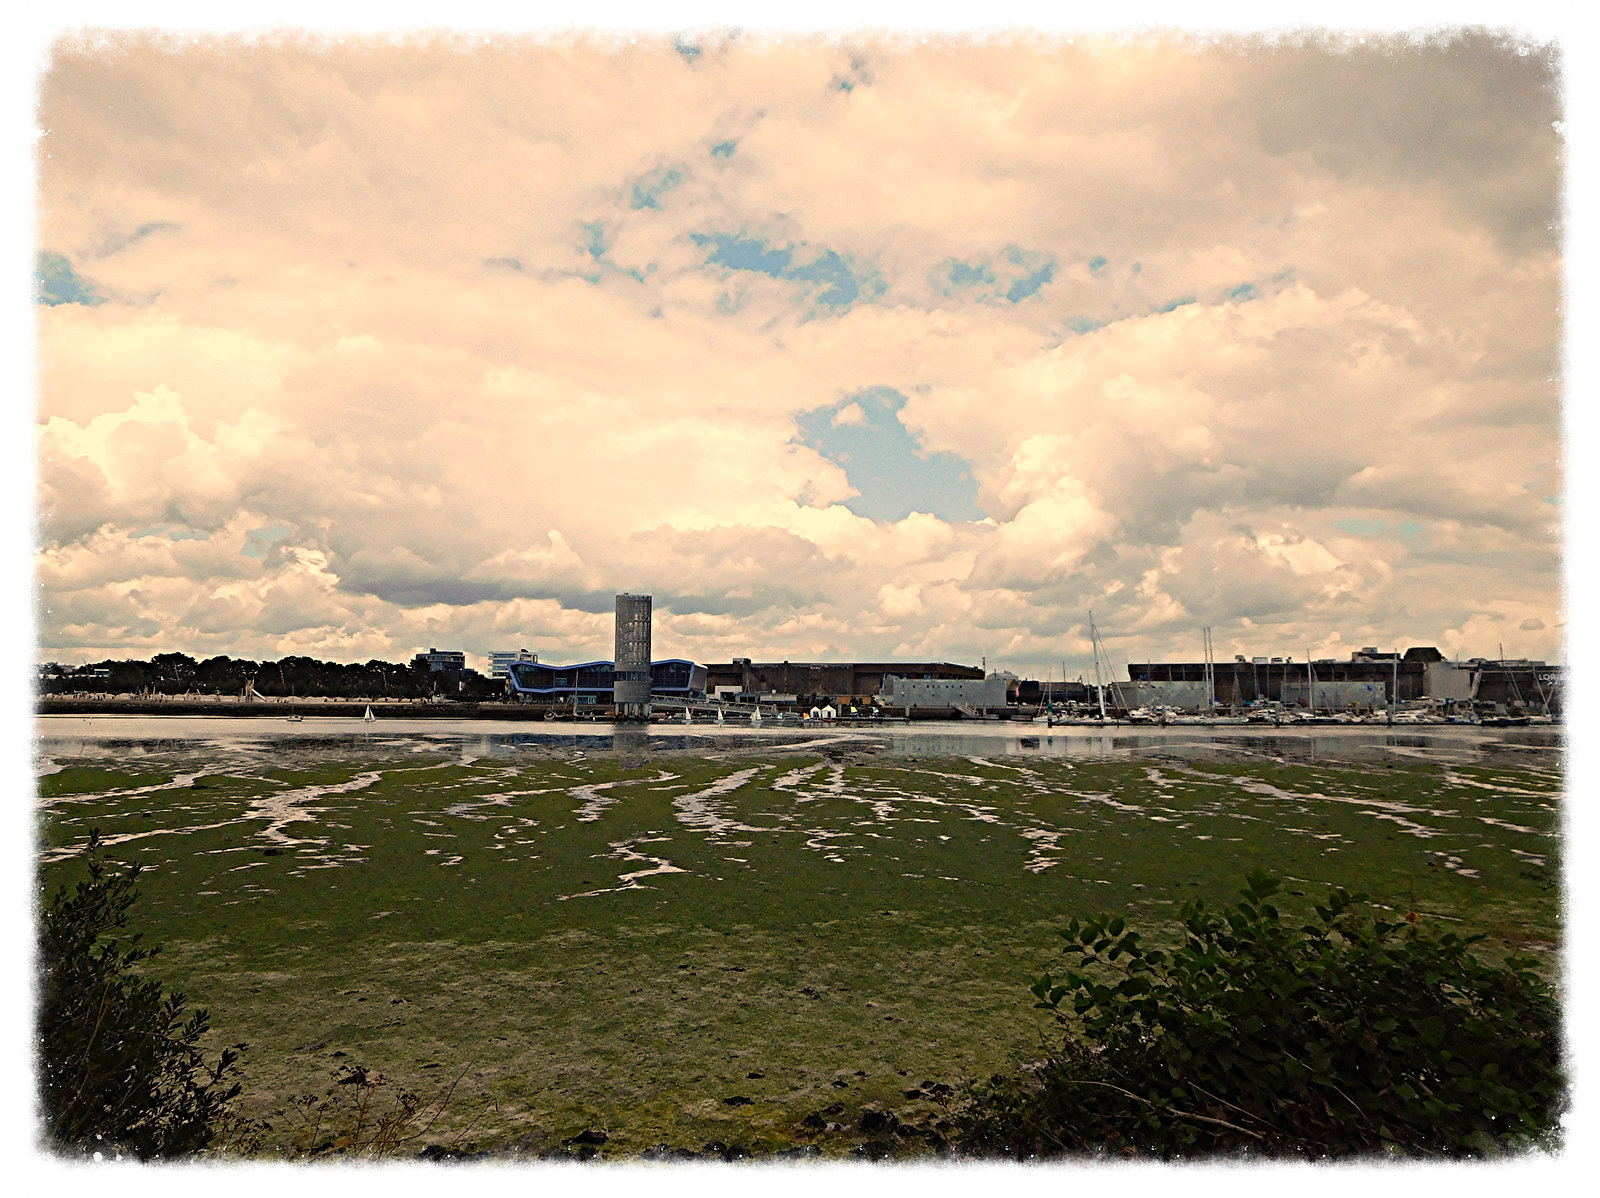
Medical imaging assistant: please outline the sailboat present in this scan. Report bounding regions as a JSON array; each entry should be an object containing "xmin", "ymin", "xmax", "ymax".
[
  {"xmin": 1089, "ymin": 612, "xmax": 1110, "ymax": 722},
  {"xmin": 1033, "ymin": 665, "xmax": 1056, "ymax": 725},
  {"xmin": 363, "ymin": 705, "xmax": 375, "ymax": 723},
  {"xmin": 750, "ymin": 706, "xmax": 764, "ymax": 727},
  {"xmin": 279, "ymin": 664, "xmax": 303, "ymax": 721}
]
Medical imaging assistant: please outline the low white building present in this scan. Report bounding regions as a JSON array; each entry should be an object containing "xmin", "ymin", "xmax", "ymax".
[{"xmin": 881, "ymin": 675, "xmax": 1008, "ymax": 710}]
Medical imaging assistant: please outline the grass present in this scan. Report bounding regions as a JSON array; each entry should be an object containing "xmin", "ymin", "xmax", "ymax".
[{"xmin": 35, "ymin": 746, "xmax": 1563, "ymax": 1159}]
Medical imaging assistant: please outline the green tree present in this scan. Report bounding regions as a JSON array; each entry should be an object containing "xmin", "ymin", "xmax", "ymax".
[
  {"xmin": 38, "ymin": 831, "xmax": 246, "ymax": 1159},
  {"xmin": 955, "ymin": 870, "xmax": 1564, "ymax": 1159}
]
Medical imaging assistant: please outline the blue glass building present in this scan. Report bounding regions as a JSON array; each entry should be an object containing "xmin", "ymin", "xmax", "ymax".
[{"xmin": 503, "ymin": 658, "xmax": 706, "ymax": 704}]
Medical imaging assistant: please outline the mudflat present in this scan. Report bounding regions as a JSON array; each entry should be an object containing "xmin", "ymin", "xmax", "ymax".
[{"xmin": 36, "ymin": 729, "xmax": 1561, "ymax": 1158}]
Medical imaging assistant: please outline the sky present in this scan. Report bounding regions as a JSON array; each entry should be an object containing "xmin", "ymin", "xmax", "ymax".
[{"xmin": 26, "ymin": 11, "xmax": 1572, "ymax": 682}]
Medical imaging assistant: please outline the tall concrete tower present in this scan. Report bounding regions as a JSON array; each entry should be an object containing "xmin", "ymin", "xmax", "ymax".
[{"xmin": 613, "ymin": 593, "xmax": 653, "ymax": 721}]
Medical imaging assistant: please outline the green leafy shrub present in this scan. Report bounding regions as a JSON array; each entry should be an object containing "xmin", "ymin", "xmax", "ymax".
[
  {"xmin": 38, "ymin": 830, "xmax": 250, "ymax": 1159},
  {"xmin": 954, "ymin": 869, "xmax": 1564, "ymax": 1159}
]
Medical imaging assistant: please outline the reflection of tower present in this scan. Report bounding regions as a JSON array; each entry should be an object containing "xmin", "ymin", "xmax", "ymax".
[{"xmin": 613, "ymin": 593, "xmax": 653, "ymax": 722}]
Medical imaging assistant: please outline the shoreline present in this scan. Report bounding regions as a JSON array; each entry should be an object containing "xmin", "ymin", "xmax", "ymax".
[{"xmin": 34, "ymin": 697, "xmax": 1557, "ymax": 731}]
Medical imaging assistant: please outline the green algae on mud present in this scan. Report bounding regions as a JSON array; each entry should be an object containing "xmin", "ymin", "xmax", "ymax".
[{"xmin": 35, "ymin": 749, "xmax": 1562, "ymax": 1158}]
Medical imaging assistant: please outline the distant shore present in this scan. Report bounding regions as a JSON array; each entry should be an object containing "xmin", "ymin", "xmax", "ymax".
[
  {"xmin": 34, "ymin": 696, "xmax": 924, "ymax": 723},
  {"xmin": 34, "ymin": 697, "xmax": 1556, "ymax": 731},
  {"xmin": 37, "ymin": 696, "xmax": 588, "ymax": 721}
]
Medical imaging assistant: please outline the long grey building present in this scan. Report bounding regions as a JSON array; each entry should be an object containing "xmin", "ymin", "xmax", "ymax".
[{"xmin": 1123, "ymin": 646, "xmax": 1561, "ymax": 713}]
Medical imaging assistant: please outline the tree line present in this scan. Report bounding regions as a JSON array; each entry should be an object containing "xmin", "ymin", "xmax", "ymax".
[{"xmin": 38, "ymin": 652, "xmax": 506, "ymax": 701}]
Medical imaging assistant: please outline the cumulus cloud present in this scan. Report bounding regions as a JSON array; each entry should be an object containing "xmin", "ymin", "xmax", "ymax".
[{"xmin": 34, "ymin": 32, "xmax": 1563, "ymax": 674}]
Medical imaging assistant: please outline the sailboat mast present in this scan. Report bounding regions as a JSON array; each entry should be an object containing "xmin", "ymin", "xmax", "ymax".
[{"xmin": 1090, "ymin": 612, "xmax": 1107, "ymax": 720}]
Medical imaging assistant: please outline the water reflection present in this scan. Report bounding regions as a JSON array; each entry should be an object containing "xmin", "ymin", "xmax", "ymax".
[{"xmin": 35, "ymin": 714, "xmax": 1562, "ymax": 770}]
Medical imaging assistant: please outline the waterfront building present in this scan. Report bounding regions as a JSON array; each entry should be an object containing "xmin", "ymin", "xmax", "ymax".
[
  {"xmin": 881, "ymin": 674, "xmax": 1009, "ymax": 711},
  {"xmin": 1121, "ymin": 647, "xmax": 1561, "ymax": 714},
  {"xmin": 501, "ymin": 657, "xmax": 706, "ymax": 705},
  {"xmin": 412, "ymin": 647, "xmax": 467, "ymax": 672},
  {"xmin": 1016, "ymin": 678, "xmax": 1093, "ymax": 706},
  {"xmin": 487, "ymin": 649, "xmax": 537, "ymax": 679},
  {"xmin": 703, "ymin": 659, "xmax": 984, "ymax": 705}
]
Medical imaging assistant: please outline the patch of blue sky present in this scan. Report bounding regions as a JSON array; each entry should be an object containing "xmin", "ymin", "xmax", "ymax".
[
  {"xmin": 1088, "ymin": 255, "xmax": 1109, "ymax": 276},
  {"xmin": 573, "ymin": 220, "xmax": 646, "ymax": 283},
  {"xmin": 1335, "ymin": 518, "xmax": 1390, "ymax": 537},
  {"xmin": 793, "ymin": 387, "xmax": 983, "ymax": 523},
  {"xmin": 692, "ymin": 231, "xmax": 882, "ymax": 313},
  {"xmin": 35, "ymin": 252, "xmax": 103, "ymax": 307},
  {"xmin": 1154, "ymin": 296, "xmax": 1197, "ymax": 314},
  {"xmin": 785, "ymin": 248, "xmax": 861, "ymax": 306},
  {"xmin": 101, "ymin": 221, "xmax": 179, "ymax": 256},
  {"xmin": 1000, "ymin": 246, "xmax": 1056, "ymax": 302},
  {"xmin": 241, "ymin": 523, "xmax": 294, "ymax": 560},
  {"xmin": 938, "ymin": 246, "xmax": 1056, "ymax": 304},
  {"xmin": 832, "ymin": 57, "xmax": 872, "ymax": 92},
  {"xmin": 693, "ymin": 231, "xmax": 792, "ymax": 276},
  {"xmin": 629, "ymin": 166, "xmax": 684, "ymax": 211},
  {"xmin": 1006, "ymin": 265, "xmax": 1055, "ymax": 303},
  {"xmin": 946, "ymin": 260, "xmax": 994, "ymax": 288},
  {"xmin": 1065, "ymin": 316, "xmax": 1106, "ymax": 335},
  {"xmin": 1334, "ymin": 518, "xmax": 1425, "ymax": 542},
  {"xmin": 1227, "ymin": 281, "xmax": 1258, "ymax": 302},
  {"xmin": 710, "ymin": 139, "xmax": 737, "ymax": 158}
]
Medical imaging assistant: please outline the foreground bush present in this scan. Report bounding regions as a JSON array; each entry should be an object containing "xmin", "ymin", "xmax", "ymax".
[
  {"xmin": 38, "ymin": 831, "xmax": 249, "ymax": 1159},
  {"xmin": 954, "ymin": 870, "xmax": 1563, "ymax": 1159}
]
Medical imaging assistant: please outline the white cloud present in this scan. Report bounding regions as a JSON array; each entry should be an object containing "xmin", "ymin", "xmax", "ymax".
[{"xmin": 33, "ymin": 33, "xmax": 1563, "ymax": 673}]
